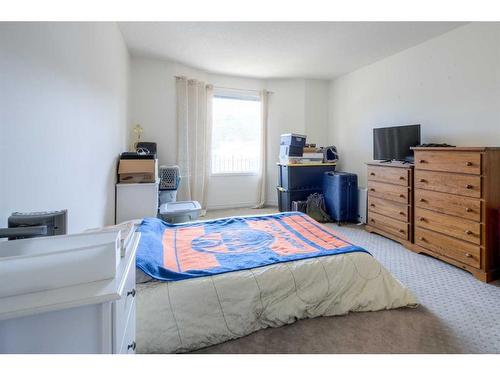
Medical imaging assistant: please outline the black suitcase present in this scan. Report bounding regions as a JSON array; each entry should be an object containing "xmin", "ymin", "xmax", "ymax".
[{"xmin": 322, "ymin": 172, "xmax": 358, "ymax": 223}]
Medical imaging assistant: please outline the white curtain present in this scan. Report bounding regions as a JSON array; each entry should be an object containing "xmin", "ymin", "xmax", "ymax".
[
  {"xmin": 254, "ymin": 89, "xmax": 270, "ymax": 208},
  {"xmin": 176, "ymin": 77, "xmax": 213, "ymax": 214}
]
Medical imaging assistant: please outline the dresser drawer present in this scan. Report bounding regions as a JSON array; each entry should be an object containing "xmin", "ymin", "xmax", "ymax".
[
  {"xmin": 415, "ymin": 207, "xmax": 481, "ymax": 245},
  {"xmin": 415, "ymin": 151, "xmax": 481, "ymax": 175},
  {"xmin": 368, "ymin": 196, "xmax": 409, "ymax": 222},
  {"xmin": 367, "ymin": 166, "xmax": 409, "ymax": 186},
  {"xmin": 119, "ymin": 306, "xmax": 136, "ymax": 354},
  {"xmin": 113, "ymin": 260, "xmax": 136, "ymax": 353},
  {"xmin": 415, "ymin": 227, "xmax": 481, "ymax": 268},
  {"xmin": 368, "ymin": 181, "xmax": 409, "ymax": 204},
  {"xmin": 368, "ymin": 211, "xmax": 409, "ymax": 240},
  {"xmin": 415, "ymin": 189, "xmax": 481, "ymax": 222},
  {"xmin": 414, "ymin": 170, "xmax": 481, "ymax": 198}
]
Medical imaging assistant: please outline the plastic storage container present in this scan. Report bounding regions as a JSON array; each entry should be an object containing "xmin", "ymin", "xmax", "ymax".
[
  {"xmin": 278, "ymin": 164, "xmax": 336, "ymax": 190},
  {"xmin": 322, "ymin": 172, "xmax": 358, "ymax": 223},
  {"xmin": 280, "ymin": 133, "xmax": 306, "ymax": 147},
  {"xmin": 279, "ymin": 145, "xmax": 303, "ymax": 158},
  {"xmin": 277, "ymin": 187, "xmax": 322, "ymax": 212},
  {"xmin": 159, "ymin": 201, "xmax": 202, "ymax": 223}
]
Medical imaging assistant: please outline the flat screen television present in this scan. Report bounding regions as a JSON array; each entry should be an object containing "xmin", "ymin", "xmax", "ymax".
[{"xmin": 373, "ymin": 124, "xmax": 421, "ymax": 162}]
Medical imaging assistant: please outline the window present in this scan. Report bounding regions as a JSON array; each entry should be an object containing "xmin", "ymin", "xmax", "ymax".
[{"xmin": 211, "ymin": 89, "xmax": 261, "ymax": 175}]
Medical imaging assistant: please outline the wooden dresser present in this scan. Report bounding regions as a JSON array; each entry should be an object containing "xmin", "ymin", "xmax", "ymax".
[
  {"xmin": 411, "ymin": 147, "xmax": 500, "ymax": 282},
  {"xmin": 365, "ymin": 161, "xmax": 414, "ymax": 246}
]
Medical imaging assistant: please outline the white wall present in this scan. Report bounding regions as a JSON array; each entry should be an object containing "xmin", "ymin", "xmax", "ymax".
[
  {"xmin": 328, "ymin": 22, "xmax": 500, "ymax": 188},
  {"xmin": 0, "ymin": 22, "xmax": 130, "ymax": 232},
  {"xmin": 129, "ymin": 56, "xmax": 331, "ymax": 208}
]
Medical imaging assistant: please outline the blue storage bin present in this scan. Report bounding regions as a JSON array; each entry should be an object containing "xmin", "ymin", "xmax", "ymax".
[
  {"xmin": 322, "ymin": 172, "xmax": 358, "ymax": 223},
  {"xmin": 278, "ymin": 164, "xmax": 336, "ymax": 190},
  {"xmin": 280, "ymin": 133, "xmax": 306, "ymax": 147}
]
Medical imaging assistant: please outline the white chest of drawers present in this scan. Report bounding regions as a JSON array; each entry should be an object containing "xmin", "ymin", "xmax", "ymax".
[{"xmin": 0, "ymin": 233, "xmax": 140, "ymax": 354}]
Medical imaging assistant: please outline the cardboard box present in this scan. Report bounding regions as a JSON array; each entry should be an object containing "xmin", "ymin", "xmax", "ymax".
[{"xmin": 118, "ymin": 159, "xmax": 158, "ymax": 183}]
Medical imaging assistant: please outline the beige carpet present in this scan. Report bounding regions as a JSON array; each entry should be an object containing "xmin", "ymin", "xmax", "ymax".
[{"xmin": 192, "ymin": 207, "xmax": 500, "ymax": 354}]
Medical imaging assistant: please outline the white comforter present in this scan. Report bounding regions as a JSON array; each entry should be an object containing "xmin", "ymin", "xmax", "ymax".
[{"xmin": 136, "ymin": 251, "xmax": 417, "ymax": 353}]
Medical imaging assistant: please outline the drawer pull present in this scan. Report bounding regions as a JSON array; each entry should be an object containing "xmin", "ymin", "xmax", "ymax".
[
  {"xmin": 466, "ymin": 161, "xmax": 473, "ymax": 166},
  {"xmin": 399, "ymin": 176, "xmax": 405, "ymax": 180},
  {"xmin": 465, "ymin": 230, "xmax": 473, "ymax": 235},
  {"xmin": 370, "ymin": 203, "xmax": 375, "ymax": 207},
  {"xmin": 465, "ymin": 253, "xmax": 473, "ymax": 258},
  {"xmin": 465, "ymin": 184, "xmax": 473, "ymax": 189},
  {"xmin": 399, "ymin": 194, "xmax": 405, "ymax": 198},
  {"xmin": 127, "ymin": 341, "xmax": 136, "ymax": 351},
  {"xmin": 419, "ymin": 236, "xmax": 426, "ymax": 242},
  {"xmin": 419, "ymin": 179, "xmax": 426, "ymax": 183},
  {"xmin": 419, "ymin": 217, "xmax": 426, "ymax": 222},
  {"xmin": 370, "ymin": 219, "xmax": 375, "ymax": 223},
  {"xmin": 399, "ymin": 229, "xmax": 405, "ymax": 233},
  {"xmin": 419, "ymin": 159, "xmax": 426, "ymax": 163},
  {"xmin": 127, "ymin": 288, "xmax": 136, "ymax": 298},
  {"xmin": 399, "ymin": 211, "xmax": 405, "ymax": 216},
  {"xmin": 419, "ymin": 198, "xmax": 426, "ymax": 202},
  {"xmin": 465, "ymin": 208, "xmax": 473, "ymax": 213},
  {"xmin": 370, "ymin": 172, "xmax": 375, "ymax": 176},
  {"xmin": 370, "ymin": 188, "xmax": 375, "ymax": 192}
]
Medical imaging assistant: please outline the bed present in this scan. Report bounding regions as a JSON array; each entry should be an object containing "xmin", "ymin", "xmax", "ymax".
[{"xmin": 134, "ymin": 212, "xmax": 417, "ymax": 353}]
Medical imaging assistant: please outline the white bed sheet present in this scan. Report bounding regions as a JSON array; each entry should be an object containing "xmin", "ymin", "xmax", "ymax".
[{"xmin": 136, "ymin": 251, "xmax": 417, "ymax": 353}]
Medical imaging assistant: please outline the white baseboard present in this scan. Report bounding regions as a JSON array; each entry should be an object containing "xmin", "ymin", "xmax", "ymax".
[
  {"xmin": 207, "ymin": 202, "xmax": 257, "ymax": 210},
  {"xmin": 207, "ymin": 201, "xmax": 279, "ymax": 210}
]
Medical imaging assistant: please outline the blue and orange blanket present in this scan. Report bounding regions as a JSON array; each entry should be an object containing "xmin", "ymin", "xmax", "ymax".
[{"xmin": 136, "ymin": 212, "xmax": 369, "ymax": 282}]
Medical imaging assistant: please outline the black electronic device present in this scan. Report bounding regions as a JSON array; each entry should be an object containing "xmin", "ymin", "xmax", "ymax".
[
  {"xmin": 136, "ymin": 142, "xmax": 157, "ymax": 158},
  {"xmin": 416, "ymin": 143, "xmax": 455, "ymax": 148},
  {"xmin": 373, "ymin": 124, "xmax": 421, "ymax": 162},
  {"xmin": 0, "ymin": 210, "xmax": 67, "ymax": 240},
  {"xmin": 120, "ymin": 152, "xmax": 156, "ymax": 160}
]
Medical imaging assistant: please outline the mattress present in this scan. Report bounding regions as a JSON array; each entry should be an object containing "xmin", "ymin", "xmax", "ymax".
[{"xmin": 136, "ymin": 246, "xmax": 417, "ymax": 353}]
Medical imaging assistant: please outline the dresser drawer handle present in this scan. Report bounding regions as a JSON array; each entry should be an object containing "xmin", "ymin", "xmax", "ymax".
[
  {"xmin": 419, "ymin": 179, "xmax": 426, "ymax": 183},
  {"xmin": 370, "ymin": 188, "xmax": 375, "ymax": 192},
  {"xmin": 399, "ymin": 229, "xmax": 405, "ymax": 233},
  {"xmin": 370, "ymin": 203, "xmax": 375, "ymax": 207},
  {"xmin": 465, "ymin": 253, "xmax": 473, "ymax": 258},
  {"xmin": 399, "ymin": 211, "xmax": 405, "ymax": 216},
  {"xmin": 419, "ymin": 217, "xmax": 426, "ymax": 222},
  {"xmin": 419, "ymin": 159, "xmax": 426, "ymax": 163},
  {"xmin": 465, "ymin": 230, "xmax": 473, "ymax": 235},
  {"xmin": 419, "ymin": 236, "xmax": 426, "ymax": 242},
  {"xmin": 465, "ymin": 208, "xmax": 473, "ymax": 213},
  {"xmin": 399, "ymin": 194, "xmax": 405, "ymax": 198},
  {"xmin": 466, "ymin": 161, "xmax": 473, "ymax": 166},
  {"xmin": 127, "ymin": 341, "xmax": 136, "ymax": 351},
  {"xmin": 399, "ymin": 176, "xmax": 405, "ymax": 180},
  {"xmin": 370, "ymin": 172, "xmax": 375, "ymax": 176},
  {"xmin": 370, "ymin": 219, "xmax": 375, "ymax": 223},
  {"xmin": 419, "ymin": 198, "xmax": 426, "ymax": 202},
  {"xmin": 465, "ymin": 184, "xmax": 473, "ymax": 189},
  {"xmin": 127, "ymin": 288, "xmax": 136, "ymax": 298}
]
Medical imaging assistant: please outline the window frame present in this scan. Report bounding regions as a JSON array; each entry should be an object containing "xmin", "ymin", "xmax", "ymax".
[{"xmin": 210, "ymin": 88, "xmax": 262, "ymax": 177}]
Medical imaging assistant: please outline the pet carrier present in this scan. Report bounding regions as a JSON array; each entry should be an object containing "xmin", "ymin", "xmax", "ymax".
[{"xmin": 159, "ymin": 165, "xmax": 180, "ymax": 190}]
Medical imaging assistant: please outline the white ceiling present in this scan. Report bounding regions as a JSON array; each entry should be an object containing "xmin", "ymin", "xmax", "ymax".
[{"xmin": 119, "ymin": 22, "xmax": 467, "ymax": 79}]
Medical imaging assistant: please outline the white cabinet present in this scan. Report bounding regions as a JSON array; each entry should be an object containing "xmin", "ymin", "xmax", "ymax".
[
  {"xmin": 116, "ymin": 180, "xmax": 159, "ymax": 224},
  {"xmin": 0, "ymin": 234, "xmax": 139, "ymax": 354}
]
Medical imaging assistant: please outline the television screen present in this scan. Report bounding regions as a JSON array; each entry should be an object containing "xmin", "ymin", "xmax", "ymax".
[{"xmin": 373, "ymin": 124, "xmax": 421, "ymax": 161}]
